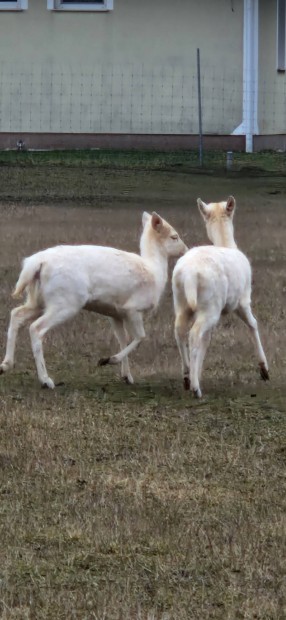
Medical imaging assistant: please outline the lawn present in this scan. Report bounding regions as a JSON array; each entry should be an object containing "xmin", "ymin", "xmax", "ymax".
[{"xmin": 0, "ymin": 159, "xmax": 285, "ymax": 619}]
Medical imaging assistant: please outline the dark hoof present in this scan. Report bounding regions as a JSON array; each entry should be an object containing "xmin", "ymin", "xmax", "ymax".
[
  {"xmin": 122, "ymin": 376, "xmax": 132, "ymax": 385},
  {"xmin": 98, "ymin": 357, "xmax": 110, "ymax": 367},
  {"xmin": 183, "ymin": 376, "xmax": 190, "ymax": 390},
  {"xmin": 41, "ymin": 378, "xmax": 55, "ymax": 389},
  {"xmin": 192, "ymin": 389, "xmax": 202, "ymax": 399},
  {"xmin": 0, "ymin": 367, "xmax": 4, "ymax": 375},
  {"xmin": 259, "ymin": 363, "xmax": 270, "ymax": 381}
]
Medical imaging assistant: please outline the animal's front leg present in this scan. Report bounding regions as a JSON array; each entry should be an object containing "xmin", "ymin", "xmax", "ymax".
[
  {"xmin": 108, "ymin": 317, "xmax": 134, "ymax": 384},
  {"xmin": 236, "ymin": 304, "xmax": 269, "ymax": 381},
  {"xmin": 98, "ymin": 311, "xmax": 145, "ymax": 368}
]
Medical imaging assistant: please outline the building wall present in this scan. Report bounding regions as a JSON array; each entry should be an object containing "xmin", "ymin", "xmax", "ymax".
[
  {"xmin": 258, "ymin": 0, "xmax": 286, "ymax": 135},
  {"xmin": 0, "ymin": 0, "xmax": 243, "ymax": 135}
]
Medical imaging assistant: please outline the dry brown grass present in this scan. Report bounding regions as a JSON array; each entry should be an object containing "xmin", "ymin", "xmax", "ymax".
[{"xmin": 0, "ymin": 169, "xmax": 285, "ymax": 619}]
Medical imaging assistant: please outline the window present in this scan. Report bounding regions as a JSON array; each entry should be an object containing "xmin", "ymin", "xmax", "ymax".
[
  {"xmin": 277, "ymin": 0, "xmax": 286, "ymax": 71},
  {"xmin": 47, "ymin": 0, "xmax": 113, "ymax": 10},
  {"xmin": 0, "ymin": 0, "xmax": 27, "ymax": 9}
]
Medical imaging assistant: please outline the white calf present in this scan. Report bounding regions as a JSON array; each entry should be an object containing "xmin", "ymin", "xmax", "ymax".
[
  {"xmin": 1, "ymin": 211, "xmax": 187, "ymax": 388},
  {"xmin": 172, "ymin": 196, "xmax": 269, "ymax": 397}
]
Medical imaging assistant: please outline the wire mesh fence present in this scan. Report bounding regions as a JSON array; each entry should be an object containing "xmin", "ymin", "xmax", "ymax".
[
  {"xmin": 0, "ymin": 61, "xmax": 243, "ymax": 134},
  {"xmin": 0, "ymin": 61, "xmax": 286, "ymax": 143}
]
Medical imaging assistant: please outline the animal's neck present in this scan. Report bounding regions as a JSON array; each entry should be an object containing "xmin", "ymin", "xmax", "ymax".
[
  {"xmin": 212, "ymin": 221, "xmax": 237, "ymax": 248},
  {"xmin": 140, "ymin": 232, "xmax": 168, "ymax": 303}
]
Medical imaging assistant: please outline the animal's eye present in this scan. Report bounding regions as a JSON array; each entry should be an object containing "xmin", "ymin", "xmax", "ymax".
[{"xmin": 171, "ymin": 234, "xmax": 178, "ymax": 240}]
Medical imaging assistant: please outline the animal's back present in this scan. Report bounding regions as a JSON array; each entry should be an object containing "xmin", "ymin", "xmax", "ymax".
[
  {"xmin": 173, "ymin": 246, "xmax": 251, "ymax": 313},
  {"xmin": 16, "ymin": 245, "xmax": 155, "ymax": 313}
]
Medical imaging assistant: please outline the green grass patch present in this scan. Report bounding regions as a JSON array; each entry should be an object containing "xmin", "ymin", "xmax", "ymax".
[{"xmin": 0, "ymin": 148, "xmax": 286, "ymax": 174}]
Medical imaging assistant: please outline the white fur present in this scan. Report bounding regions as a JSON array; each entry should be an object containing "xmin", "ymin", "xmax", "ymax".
[
  {"xmin": 0, "ymin": 211, "xmax": 187, "ymax": 388},
  {"xmin": 172, "ymin": 196, "xmax": 269, "ymax": 397}
]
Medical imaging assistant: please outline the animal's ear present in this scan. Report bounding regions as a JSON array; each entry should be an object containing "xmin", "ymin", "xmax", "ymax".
[
  {"xmin": 197, "ymin": 198, "xmax": 210, "ymax": 221},
  {"xmin": 226, "ymin": 195, "xmax": 236, "ymax": 217},
  {"xmin": 142, "ymin": 211, "xmax": 150, "ymax": 227},
  {"xmin": 151, "ymin": 212, "xmax": 163, "ymax": 232}
]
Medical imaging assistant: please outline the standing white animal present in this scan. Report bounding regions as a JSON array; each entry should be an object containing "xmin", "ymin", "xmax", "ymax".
[
  {"xmin": 0, "ymin": 211, "xmax": 187, "ymax": 389},
  {"xmin": 172, "ymin": 196, "xmax": 269, "ymax": 398}
]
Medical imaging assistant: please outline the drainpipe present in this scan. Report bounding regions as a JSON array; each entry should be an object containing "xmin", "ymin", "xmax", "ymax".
[{"xmin": 232, "ymin": 0, "xmax": 259, "ymax": 153}]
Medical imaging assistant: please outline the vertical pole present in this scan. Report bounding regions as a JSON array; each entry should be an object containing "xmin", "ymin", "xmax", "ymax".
[
  {"xmin": 226, "ymin": 150, "xmax": 233, "ymax": 170},
  {"xmin": 197, "ymin": 48, "xmax": 203, "ymax": 166},
  {"xmin": 232, "ymin": 0, "xmax": 259, "ymax": 153}
]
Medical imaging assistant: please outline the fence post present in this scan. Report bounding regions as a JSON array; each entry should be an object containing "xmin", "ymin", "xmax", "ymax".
[
  {"xmin": 226, "ymin": 151, "xmax": 233, "ymax": 170},
  {"xmin": 197, "ymin": 48, "xmax": 203, "ymax": 166}
]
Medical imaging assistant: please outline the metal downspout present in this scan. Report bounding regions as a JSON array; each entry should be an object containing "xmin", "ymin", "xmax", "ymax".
[{"xmin": 232, "ymin": 0, "xmax": 259, "ymax": 153}]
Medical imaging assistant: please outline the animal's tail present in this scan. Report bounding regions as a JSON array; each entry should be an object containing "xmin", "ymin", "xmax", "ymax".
[
  {"xmin": 184, "ymin": 272, "xmax": 198, "ymax": 313},
  {"xmin": 173, "ymin": 268, "xmax": 198, "ymax": 316},
  {"xmin": 12, "ymin": 256, "xmax": 43, "ymax": 299}
]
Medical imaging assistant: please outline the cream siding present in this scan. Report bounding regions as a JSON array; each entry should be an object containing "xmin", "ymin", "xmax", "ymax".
[
  {"xmin": 258, "ymin": 0, "xmax": 286, "ymax": 134},
  {"xmin": 0, "ymin": 0, "xmax": 243, "ymax": 134}
]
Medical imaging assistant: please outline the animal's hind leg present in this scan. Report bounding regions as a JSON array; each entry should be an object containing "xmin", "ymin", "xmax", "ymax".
[
  {"xmin": 189, "ymin": 322, "xmax": 202, "ymax": 398},
  {"xmin": 236, "ymin": 304, "xmax": 269, "ymax": 381},
  {"xmin": 109, "ymin": 317, "xmax": 134, "ymax": 384},
  {"xmin": 197, "ymin": 329, "xmax": 212, "ymax": 381},
  {"xmin": 174, "ymin": 311, "xmax": 191, "ymax": 390},
  {"xmin": 29, "ymin": 305, "xmax": 79, "ymax": 388},
  {"xmin": 189, "ymin": 313, "xmax": 218, "ymax": 398},
  {"xmin": 0, "ymin": 304, "xmax": 41, "ymax": 374}
]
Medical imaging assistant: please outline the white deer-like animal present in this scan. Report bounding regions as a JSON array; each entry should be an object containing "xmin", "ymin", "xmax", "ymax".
[
  {"xmin": 0, "ymin": 211, "xmax": 187, "ymax": 389},
  {"xmin": 172, "ymin": 196, "xmax": 269, "ymax": 398}
]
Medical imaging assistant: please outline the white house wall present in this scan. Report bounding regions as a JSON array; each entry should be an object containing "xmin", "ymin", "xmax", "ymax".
[
  {"xmin": 0, "ymin": 0, "xmax": 243, "ymax": 135},
  {"xmin": 258, "ymin": 0, "xmax": 286, "ymax": 135}
]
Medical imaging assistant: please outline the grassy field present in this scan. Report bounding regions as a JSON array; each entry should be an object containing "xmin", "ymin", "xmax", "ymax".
[
  {"xmin": 0, "ymin": 149, "xmax": 286, "ymax": 206},
  {"xmin": 0, "ymin": 159, "xmax": 285, "ymax": 619},
  {"xmin": 1, "ymin": 147, "xmax": 286, "ymax": 173}
]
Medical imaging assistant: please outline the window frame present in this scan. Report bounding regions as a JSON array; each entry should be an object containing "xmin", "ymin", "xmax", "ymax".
[
  {"xmin": 0, "ymin": 0, "xmax": 27, "ymax": 9},
  {"xmin": 277, "ymin": 0, "xmax": 286, "ymax": 72},
  {"xmin": 47, "ymin": 0, "xmax": 113, "ymax": 11}
]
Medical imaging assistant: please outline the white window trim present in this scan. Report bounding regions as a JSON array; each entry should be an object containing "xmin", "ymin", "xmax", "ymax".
[
  {"xmin": 0, "ymin": 0, "xmax": 28, "ymax": 9},
  {"xmin": 277, "ymin": 0, "xmax": 286, "ymax": 71},
  {"xmin": 47, "ymin": 0, "xmax": 113, "ymax": 10}
]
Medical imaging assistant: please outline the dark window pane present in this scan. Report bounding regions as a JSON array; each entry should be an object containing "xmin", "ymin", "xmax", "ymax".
[
  {"xmin": 277, "ymin": 0, "xmax": 286, "ymax": 70},
  {"xmin": 62, "ymin": 1, "xmax": 104, "ymax": 3}
]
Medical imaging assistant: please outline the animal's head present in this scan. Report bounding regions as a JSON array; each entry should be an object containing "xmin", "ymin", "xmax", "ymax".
[
  {"xmin": 197, "ymin": 196, "xmax": 237, "ymax": 248},
  {"xmin": 142, "ymin": 211, "xmax": 188, "ymax": 257}
]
